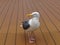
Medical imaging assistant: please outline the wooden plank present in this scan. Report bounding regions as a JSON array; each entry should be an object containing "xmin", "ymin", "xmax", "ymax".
[
  {"xmin": 40, "ymin": 0, "xmax": 60, "ymax": 22},
  {"xmin": 44, "ymin": 0, "xmax": 60, "ymax": 15},
  {"xmin": 41, "ymin": 12, "xmax": 60, "ymax": 45},
  {"xmin": 39, "ymin": 0, "xmax": 60, "ymax": 32},
  {"xmin": 0, "ymin": 0, "xmax": 9, "ymax": 25},
  {"xmin": 47, "ymin": 0, "xmax": 60, "ymax": 9},
  {"xmin": 0, "ymin": 0, "xmax": 15, "ymax": 45},
  {"xmin": 48, "ymin": 0, "xmax": 60, "ymax": 6},
  {"xmin": 16, "ymin": 0, "xmax": 26, "ymax": 45},
  {"xmin": 0, "ymin": 0, "xmax": 12, "ymax": 28},
  {"xmin": 5, "ymin": 0, "xmax": 17, "ymax": 45},
  {"xmin": 0, "ymin": 0, "xmax": 9, "ymax": 15},
  {"xmin": 40, "ymin": 17, "xmax": 56, "ymax": 45},
  {"xmin": 0, "ymin": 0, "xmax": 5, "ymax": 7}
]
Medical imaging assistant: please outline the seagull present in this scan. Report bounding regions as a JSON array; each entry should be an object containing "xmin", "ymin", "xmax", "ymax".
[{"xmin": 20, "ymin": 12, "xmax": 40, "ymax": 43}]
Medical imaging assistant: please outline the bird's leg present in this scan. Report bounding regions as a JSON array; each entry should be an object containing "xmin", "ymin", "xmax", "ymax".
[
  {"xmin": 28, "ymin": 31, "xmax": 35, "ymax": 43},
  {"xmin": 30, "ymin": 31, "xmax": 35, "ymax": 40}
]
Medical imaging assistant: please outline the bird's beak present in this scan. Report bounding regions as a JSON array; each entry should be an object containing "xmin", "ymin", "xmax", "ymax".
[{"xmin": 27, "ymin": 14, "xmax": 32, "ymax": 16}]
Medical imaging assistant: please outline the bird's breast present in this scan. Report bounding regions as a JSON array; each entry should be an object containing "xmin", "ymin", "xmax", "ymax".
[
  {"xmin": 29, "ymin": 19, "xmax": 40, "ymax": 28},
  {"xmin": 32, "ymin": 21, "xmax": 40, "ymax": 28}
]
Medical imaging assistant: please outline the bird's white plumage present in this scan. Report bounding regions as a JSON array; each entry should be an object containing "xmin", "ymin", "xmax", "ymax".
[
  {"xmin": 26, "ymin": 12, "xmax": 40, "ymax": 31},
  {"xmin": 20, "ymin": 12, "xmax": 40, "ymax": 43}
]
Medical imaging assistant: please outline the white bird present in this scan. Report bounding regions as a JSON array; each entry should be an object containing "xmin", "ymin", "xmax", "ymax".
[{"xmin": 20, "ymin": 12, "xmax": 40, "ymax": 43}]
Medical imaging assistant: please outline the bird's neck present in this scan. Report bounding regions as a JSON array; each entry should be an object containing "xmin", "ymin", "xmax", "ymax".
[{"xmin": 32, "ymin": 17, "xmax": 39, "ymax": 21}]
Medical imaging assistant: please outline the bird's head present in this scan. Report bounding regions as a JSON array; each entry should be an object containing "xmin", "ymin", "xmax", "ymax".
[{"xmin": 27, "ymin": 12, "xmax": 40, "ymax": 18}]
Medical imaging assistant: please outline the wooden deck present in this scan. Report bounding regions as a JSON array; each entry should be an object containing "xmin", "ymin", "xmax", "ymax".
[{"xmin": 0, "ymin": 0, "xmax": 60, "ymax": 45}]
